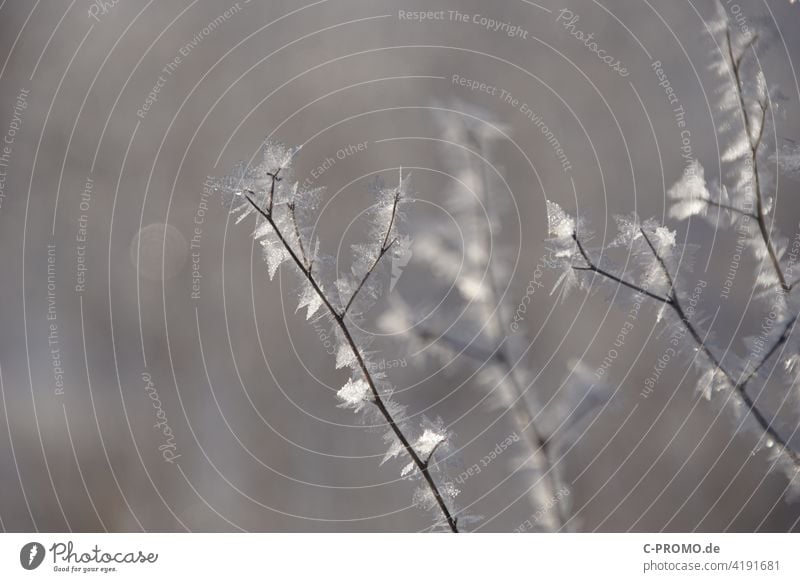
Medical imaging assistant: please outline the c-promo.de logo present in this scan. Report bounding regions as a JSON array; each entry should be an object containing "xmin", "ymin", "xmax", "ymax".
[{"xmin": 20, "ymin": 542, "xmax": 45, "ymax": 570}]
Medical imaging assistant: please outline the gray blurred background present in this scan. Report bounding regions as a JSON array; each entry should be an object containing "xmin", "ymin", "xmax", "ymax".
[{"xmin": 1, "ymin": 0, "xmax": 799, "ymax": 532}]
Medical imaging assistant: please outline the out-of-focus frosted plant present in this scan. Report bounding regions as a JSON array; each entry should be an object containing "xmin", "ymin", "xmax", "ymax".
[
  {"xmin": 215, "ymin": 141, "xmax": 462, "ymax": 531},
  {"xmin": 381, "ymin": 106, "xmax": 608, "ymax": 531},
  {"xmin": 546, "ymin": 4, "xmax": 800, "ymax": 498}
]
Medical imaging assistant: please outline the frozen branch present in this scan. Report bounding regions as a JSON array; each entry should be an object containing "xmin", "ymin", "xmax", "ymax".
[
  {"xmin": 464, "ymin": 129, "xmax": 568, "ymax": 529},
  {"xmin": 571, "ymin": 234, "xmax": 674, "ymax": 306},
  {"xmin": 242, "ymin": 177, "xmax": 459, "ymax": 532},
  {"xmin": 724, "ymin": 28, "xmax": 790, "ymax": 292},
  {"xmin": 574, "ymin": 226, "xmax": 800, "ymax": 466},
  {"xmin": 342, "ymin": 186, "xmax": 401, "ymax": 318}
]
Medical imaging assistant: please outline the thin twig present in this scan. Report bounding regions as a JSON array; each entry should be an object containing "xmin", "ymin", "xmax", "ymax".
[
  {"xmin": 738, "ymin": 315, "xmax": 798, "ymax": 390},
  {"xmin": 621, "ymin": 228, "xmax": 798, "ymax": 464},
  {"xmin": 288, "ymin": 202, "xmax": 310, "ymax": 270},
  {"xmin": 423, "ymin": 439, "xmax": 446, "ymax": 469},
  {"xmin": 638, "ymin": 229, "xmax": 677, "ymax": 300},
  {"xmin": 267, "ymin": 169, "xmax": 281, "ymax": 215},
  {"xmin": 244, "ymin": 186, "xmax": 459, "ymax": 532},
  {"xmin": 381, "ymin": 187, "xmax": 402, "ymax": 251},
  {"xmin": 342, "ymin": 187, "xmax": 402, "ymax": 317},
  {"xmin": 468, "ymin": 131, "xmax": 567, "ymax": 529},
  {"xmin": 343, "ymin": 240, "xmax": 398, "ymax": 317},
  {"xmin": 725, "ymin": 29, "xmax": 789, "ymax": 292},
  {"xmin": 702, "ymin": 197, "xmax": 756, "ymax": 219},
  {"xmin": 570, "ymin": 227, "xmax": 799, "ymax": 463},
  {"xmin": 572, "ymin": 234, "xmax": 674, "ymax": 305}
]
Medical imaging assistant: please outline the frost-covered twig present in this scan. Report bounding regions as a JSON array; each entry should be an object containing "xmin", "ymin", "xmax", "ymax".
[
  {"xmin": 217, "ymin": 142, "xmax": 459, "ymax": 531},
  {"xmin": 723, "ymin": 27, "xmax": 789, "ymax": 292},
  {"xmin": 640, "ymin": 227, "xmax": 799, "ymax": 463},
  {"xmin": 342, "ymin": 189, "xmax": 400, "ymax": 317},
  {"xmin": 561, "ymin": 6, "xmax": 800, "ymax": 484},
  {"xmin": 385, "ymin": 108, "xmax": 588, "ymax": 530},
  {"xmin": 572, "ymin": 234, "xmax": 673, "ymax": 305},
  {"xmin": 467, "ymin": 128, "xmax": 569, "ymax": 529},
  {"xmin": 551, "ymin": 208, "xmax": 800, "ymax": 468},
  {"xmin": 669, "ymin": 6, "xmax": 792, "ymax": 294},
  {"xmin": 245, "ymin": 193, "xmax": 457, "ymax": 530}
]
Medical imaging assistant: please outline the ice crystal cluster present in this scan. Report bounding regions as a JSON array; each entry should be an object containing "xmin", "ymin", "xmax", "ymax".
[
  {"xmin": 545, "ymin": 2, "xmax": 800, "ymax": 497},
  {"xmin": 216, "ymin": 140, "xmax": 461, "ymax": 531}
]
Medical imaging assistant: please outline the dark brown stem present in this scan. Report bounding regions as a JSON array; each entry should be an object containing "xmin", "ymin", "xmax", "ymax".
[
  {"xmin": 423, "ymin": 439, "xmax": 446, "ymax": 469},
  {"xmin": 637, "ymin": 228, "xmax": 799, "ymax": 464},
  {"xmin": 244, "ymin": 190, "xmax": 459, "ymax": 532},
  {"xmin": 570, "ymin": 227, "xmax": 798, "ymax": 464},
  {"xmin": 572, "ymin": 234, "xmax": 674, "ymax": 305},
  {"xmin": 738, "ymin": 316, "xmax": 798, "ymax": 390},
  {"xmin": 267, "ymin": 169, "xmax": 281, "ymax": 215},
  {"xmin": 702, "ymin": 198, "xmax": 756, "ymax": 219},
  {"xmin": 381, "ymin": 187, "xmax": 402, "ymax": 251},
  {"xmin": 342, "ymin": 187, "xmax": 402, "ymax": 317},
  {"xmin": 343, "ymin": 239, "xmax": 397, "ymax": 317},
  {"xmin": 726, "ymin": 29, "xmax": 789, "ymax": 292},
  {"xmin": 288, "ymin": 202, "xmax": 310, "ymax": 270}
]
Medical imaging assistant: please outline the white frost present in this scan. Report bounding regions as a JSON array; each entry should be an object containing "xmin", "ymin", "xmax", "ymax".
[
  {"xmin": 335, "ymin": 344, "xmax": 357, "ymax": 370},
  {"xmin": 546, "ymin": 200, "xmax": 575, "ymax": 239},
  {"xmin": 415, "ymin": 429, "xmax": 446, "ymax": 458},
  {"xmin": 336, "ymin": 378, "xmax": 371, "ymax": 411}
]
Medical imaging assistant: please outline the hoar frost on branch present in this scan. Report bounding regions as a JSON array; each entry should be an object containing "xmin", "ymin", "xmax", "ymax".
[
  {"xmin": 215, "ymin": 140, "xmax": 461, "ymax": 531},
  {"xmin": 543, "ymin": 1, "xmax": 800, "ymax": 498},
  {"xmin": 381, "ymin": 106, "xmax": 610, "ymax": 530}
]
